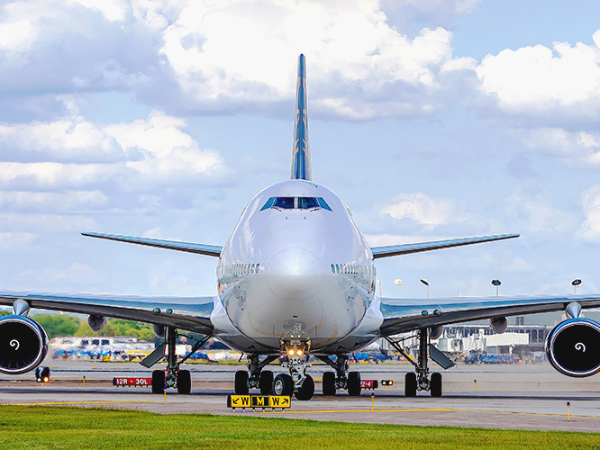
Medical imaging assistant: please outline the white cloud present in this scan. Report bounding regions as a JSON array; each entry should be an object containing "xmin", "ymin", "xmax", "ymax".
[
  {"xmin": 576, "ymin": 185, "xmax": 600, "ymax": 243},
  {"xmin": 67, "ymin": 0, "xmax": 128, "ymax": 22},
  {"xmin": 503, "ymin": 190, "xmax": 572, "ymax": 235},
  {"xmin": 159, "ymin": 0, "xmax": 464, "ymax": 118},
  {"xmin": 381, "ymin": 192, "xmax": 466, "ymax": 226},
  {"xmin": 0, "ymin": 190, "xmax": 108, "ymax": 212},
  {"xmin": 0, "ymin": 108, "xmax": 226, "ymax": 188},
  {"xmin": 0, "ymin": 232, "xmax": 37, "ymax": 251},
  {"xmin": 505, "ymin": 257, "xmax": 535, "ymax": 273},
  {"xmin": 476, "ymin": 32, "xmax": 600, "ymax": 115}
]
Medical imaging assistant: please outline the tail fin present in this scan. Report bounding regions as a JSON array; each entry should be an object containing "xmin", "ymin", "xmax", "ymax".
[{"xmin": 291, "ymin": 54, "xmax": 311, "ymax": 180}]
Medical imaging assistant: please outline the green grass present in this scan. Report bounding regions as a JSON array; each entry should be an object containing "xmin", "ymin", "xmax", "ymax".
[{"xmin": 0, "ymin": 406, "xmax": 599, "ymax": 449}]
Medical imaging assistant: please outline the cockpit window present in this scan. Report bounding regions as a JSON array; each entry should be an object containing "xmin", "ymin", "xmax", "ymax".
[
  {"xmin": 298, "ymin": 197, "xmax": 319, "ymax": 209},
  {"xmin": 273, "ymin": 197, "xmax": 295, "ymax": 209},
  {"xmin": 261, "ymin": 196, "xmax": 332, "ymax": 212},
  {"xmin": 317, "ymin": 198, "xmax": 332, "ymax": 211}
]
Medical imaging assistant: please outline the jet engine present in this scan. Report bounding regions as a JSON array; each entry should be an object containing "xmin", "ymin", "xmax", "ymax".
[
  {"xmin": 0, "ymin": 315, "xmax": 48, "ymax": 374},
  {"xmin": 489, "ymin": 317, "xmax": 508, "ymax": 334},
  {"xmin": 546, "ymin": 318, "xmax": 600, "ymax": 377},
  {"xmin": 88, "ymin": 315, "xmax": 107, "ymax": 332}
]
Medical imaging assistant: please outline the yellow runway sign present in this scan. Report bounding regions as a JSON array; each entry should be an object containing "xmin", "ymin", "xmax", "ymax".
[{"xmin": 227, "ymin": 395, "xmax": 291, "ymax": 410}]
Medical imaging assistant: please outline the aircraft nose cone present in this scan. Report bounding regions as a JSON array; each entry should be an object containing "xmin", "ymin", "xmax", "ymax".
[{"xmin": 266, "ymin": 248, "xmax": 324, "ymax": 300}]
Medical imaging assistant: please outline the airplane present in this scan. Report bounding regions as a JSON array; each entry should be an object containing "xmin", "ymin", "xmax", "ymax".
[{"xmin": 1, "ymin": 54, "xmax": 600, "ymax": 400}]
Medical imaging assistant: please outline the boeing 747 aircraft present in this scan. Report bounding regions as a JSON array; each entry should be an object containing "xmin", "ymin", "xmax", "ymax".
[{"xmin": 1, "ymin": 55, "xmax": 600, "ymax": 400}]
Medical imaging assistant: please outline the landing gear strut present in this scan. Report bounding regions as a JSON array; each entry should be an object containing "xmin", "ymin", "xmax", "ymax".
[
  {"xmin": 316, "ymin": 354, "xmax": 361, "ymax": 397},
  {"xmin": 234, "ymin": 354, "xmax": 278, "ymax": 395},
  {"xmin": 279, "ymin": 328, "xmax": 314, "ymax": 400},
  {"xmin": 385, "ymin": 328, "xmax": 442, "ymax": 397},
  {"xmin": 150, "ymin": 327, "xmax": 210, "ymax": 395}
]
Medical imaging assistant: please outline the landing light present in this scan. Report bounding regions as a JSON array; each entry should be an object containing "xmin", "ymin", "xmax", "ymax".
[
  {"xmin": 288, "ymin": 349, "xmax": 295, "ymax": 356},
  {"xmin": 296, "ymin": 350, "xmax": 303, "ymax": 356}
]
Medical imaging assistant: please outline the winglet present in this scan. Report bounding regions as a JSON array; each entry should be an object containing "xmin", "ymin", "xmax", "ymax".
[{"xmin": 291, "ymin": 54, "xmax": 311, "ymax": 181}]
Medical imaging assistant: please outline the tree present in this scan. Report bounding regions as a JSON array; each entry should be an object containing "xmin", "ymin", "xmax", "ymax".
[
  {"xmin": 33, "ymin": 314, "xmax": 81, "ymax": 339},
  {"xmin": 74, "ymin": 318, "xmax": 154, "ymax": 341}
]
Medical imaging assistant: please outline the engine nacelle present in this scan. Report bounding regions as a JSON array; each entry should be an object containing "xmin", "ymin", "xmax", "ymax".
[
  {"xmin": 429, "ymin": 325, "xmax": 443, "ymax": 340},
  {"xmin": 88, "ymin": 315, "xmax": 107, "ymax": 332},
  {"xmin": 489, "ymin": 317, "xmax": 508, "ymax": 334},
  {"xmin": 546, "ymin": 318, "xmax": 600, "ymax": 377},
  {"xmin": 0, "ymin": 315, "xmax": 48, "ymax": 374}
]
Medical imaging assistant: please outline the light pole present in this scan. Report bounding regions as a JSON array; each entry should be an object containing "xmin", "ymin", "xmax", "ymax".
[
  {"xmin": 420, "ymin": 279, "xmax": 429, "ymax": 299},
  {"xmin": 491, "ymin": 279, "xmax": 501, "ymax": 297},
  {"xmin": 572, "ymin": 279, "xmax": 582, "ymax": 294},
  {"xmin": 394, "ymin": 279, "xmax": 403, "ymax": 297}
]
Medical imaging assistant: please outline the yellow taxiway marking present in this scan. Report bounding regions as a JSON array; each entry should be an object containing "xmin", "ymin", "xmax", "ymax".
[
  {"xmin": 260, "ymin": 408, "xmax": 600, "ymax": 419},
  {"xmin": 6, "ymin": 400, "xmax": 159, "ymax": 406}
]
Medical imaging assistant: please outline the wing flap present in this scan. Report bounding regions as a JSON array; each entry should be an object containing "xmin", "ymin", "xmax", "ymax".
[
  {"xmin": 82, "ymin": 232, "xmax": 222, "ymax": 257},
  {"xmin": 380, "ymin": 294, "xmax": 600, "ymax": 336},
  {"xmin": 0, "ymin": 290, "xmax": 215, "ymax": 335},
  {"xmin": 371, "ymin": 233, "xmax": 519, "ymax": 259}
]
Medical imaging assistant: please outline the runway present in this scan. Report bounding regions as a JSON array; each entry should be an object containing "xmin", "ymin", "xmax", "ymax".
[{"xmin": 2, "ymin": 360, "xmax": 600, "ymax": 432}]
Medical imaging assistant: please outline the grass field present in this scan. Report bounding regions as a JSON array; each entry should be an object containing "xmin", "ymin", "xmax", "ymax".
[{"xmin": 1, "ymin": 406, "xmax": 599, "ymax": 449}]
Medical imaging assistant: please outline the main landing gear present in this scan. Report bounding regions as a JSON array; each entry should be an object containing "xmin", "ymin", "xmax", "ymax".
[
  {"xmin": 386, "ymin": 328, "xmax": 444, "ymax": 397},
  {"xmin": 233, "ymin": 327, "xmax": 314, "ymax": 400},
  {"xmin": 316, "ymin": 354, "xmax": 362, "ymax": 397},
  {"xmin": 148, "ymin": 327, "xmax": 210, "ymax": 395}
]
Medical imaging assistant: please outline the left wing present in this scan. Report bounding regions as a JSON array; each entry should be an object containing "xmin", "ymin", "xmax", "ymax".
[
  {"xmin": 380, "ymin": 294, "xmax": 600, "ymax": 336},
  {"xmin": 0, "ymin": 291, "xmax": 215, "ymax": 335},
  {"xmin": 371, "ymin": 233, "xmax": 519, "ymax": 259}
]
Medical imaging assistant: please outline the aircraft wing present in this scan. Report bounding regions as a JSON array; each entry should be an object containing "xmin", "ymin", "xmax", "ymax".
[
  {"xmin": 371, "ymin": 233, "xmax": 519, "ymax": 259},
  {"xmin": 380, "ymin": 294, "xmax": 600, "ymax": 336},
  {"xmin": 82, "ymin": 232, "xmax": 222, "ymax": 257},
  {"xmin": 0, "ymin": 290, "xmax": 215, "ymax": 335}
]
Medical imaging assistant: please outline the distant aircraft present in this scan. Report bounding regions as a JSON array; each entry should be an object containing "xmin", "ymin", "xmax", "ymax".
[{"xmin": 1, "ymin": 55, "xmax": 599, "ymax": 400}]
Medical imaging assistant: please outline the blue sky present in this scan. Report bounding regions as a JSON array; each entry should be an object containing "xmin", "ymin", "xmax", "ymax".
[{"xmin": 1, "ymin": 0, "xmax": 600, "ymax": 322}]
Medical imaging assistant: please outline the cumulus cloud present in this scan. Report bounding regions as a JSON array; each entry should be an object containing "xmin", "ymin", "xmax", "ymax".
[
  {"xmin": 0, "ymin": 108, "xmax": 226, "ymax": 189},
  {"xmin": 0, "ymin": 232, "xmax": 37, "ymax": 251},
  {"xmin": 476, "ymin": 31, "xmax": 600, "ymax": 117},
  {"xmin": 381, "ymin": 192, "xmax": 466, "ymax": 226}
]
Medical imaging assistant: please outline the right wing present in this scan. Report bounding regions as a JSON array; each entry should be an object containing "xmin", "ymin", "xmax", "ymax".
[
  {"xmin": 82, "ymin": 232, "xmax": 222, "ymax": 257},
  {"xmin": 0, "ymin": 290, "xmax": 215, "ymax": 335},
  {"xmin": 371, "ymin": 233, "xmax": 519, "ymax": 259}
]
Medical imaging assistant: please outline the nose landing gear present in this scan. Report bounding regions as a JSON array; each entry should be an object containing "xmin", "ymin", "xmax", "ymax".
[{"xmin": 279, "ymin": 329, "xmax": 314, "ymax": 400}]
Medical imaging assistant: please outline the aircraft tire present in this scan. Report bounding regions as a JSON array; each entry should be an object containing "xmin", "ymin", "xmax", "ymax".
[
  {"xmin": 259, "ymin": 370, "xmax": 274, "ymax": 395},
  {"xmin": 177, "ymin": 369, "xmax": 191, "ymax": 395},
  {"xmin": 294, "ymin": 375, "xmax": 314, "ymax": 401},
  {"xmin": 322, "ymin": 372, "xmax": 336, "ymax": 396},
  {"xmin": 430, "ymin": 372, "xmax": 442, "ymax": 397},
  {"xmin": 405, "ymin": 372, "xmax": 417, "ymax": 397},
  {"xmin": 347, "ymin": 372, "xmax": 361, "ymax": 396},
  {"xmin": 234, "ymin": 370, "xmax": 249, "ymax": 395},
  {"xmin": 272, "ymin": 374, "xmax": 294, "ymax": 397},
  {"xmin": 151, "ymin": 370, "xmax": 165, "ymax": 394}
]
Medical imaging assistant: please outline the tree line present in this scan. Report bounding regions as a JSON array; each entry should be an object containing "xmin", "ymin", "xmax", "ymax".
[{"xmin": 0, "ymin": 310, "xmax": 154, "ymax": 341}]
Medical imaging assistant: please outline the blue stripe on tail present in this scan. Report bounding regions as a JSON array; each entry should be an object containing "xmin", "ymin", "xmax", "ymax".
[{"xmin": 291, "ymin": 54, "xmax": 311, "ymax": 181}]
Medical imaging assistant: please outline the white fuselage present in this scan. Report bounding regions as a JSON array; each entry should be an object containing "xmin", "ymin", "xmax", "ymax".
[{"xmin": 210, "ymin": 180, "xmax": 384, "ymax": 354}]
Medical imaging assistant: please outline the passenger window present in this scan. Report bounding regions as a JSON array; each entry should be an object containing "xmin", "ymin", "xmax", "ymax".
[
  {"xmin": 298, "ymin": 197, "xmax": 320, "ymax": 209},
  {"xmin": 317, "ymin": 198, "xmax": 332, "ymax": 211},
  {"xmin": 273, "ymin": 197, "xmax": 295, "ymax": 209}
]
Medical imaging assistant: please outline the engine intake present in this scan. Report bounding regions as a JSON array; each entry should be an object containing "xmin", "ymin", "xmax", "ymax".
[
  {"xmin": 0, "ymin": 315, "xmax": 48, "ymax": 374},
  {"xmin": 546, "ymin": 318, "xmax": 600, "ymax": 377}
]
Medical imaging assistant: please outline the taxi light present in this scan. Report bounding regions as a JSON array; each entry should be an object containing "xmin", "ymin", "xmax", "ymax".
[
  {"xmin": 288, "ymin": 349, "xmax": 295, "ymax": 356},
  {"xmin": 296, "ymin": 350, "xmax": 303, "ymax": 356}
]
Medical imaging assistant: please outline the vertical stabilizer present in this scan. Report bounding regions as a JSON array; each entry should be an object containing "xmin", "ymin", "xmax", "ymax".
[{"xmin": 291, "ymin": 54, "xmax": 311, "ymax": 180}]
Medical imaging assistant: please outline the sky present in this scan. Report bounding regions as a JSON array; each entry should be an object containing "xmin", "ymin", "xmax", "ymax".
[{"xmin": 1, "ymin": 0, "xmax": 600, "ymax": 324}]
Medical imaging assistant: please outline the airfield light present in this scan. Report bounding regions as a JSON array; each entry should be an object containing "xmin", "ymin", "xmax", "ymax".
[
  {"xmin": 393, "ymin": 279, "xmax": 403, "ymax": 297},
  {"xmin": 491, "ymin": 279, "xmax": 501, "ymax": 297},
  {"xmin": 420, "ymin": 279, "xmax": 430, "ymax": 299},
  {"xmin": 572, "ymin": 279, "xmax": 582, "ymax": 294}
]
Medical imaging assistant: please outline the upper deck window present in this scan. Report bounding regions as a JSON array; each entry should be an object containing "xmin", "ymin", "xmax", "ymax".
[{"xmin": 261, "ymin": 197, "xmax": 332, "ymax": 211}]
